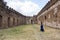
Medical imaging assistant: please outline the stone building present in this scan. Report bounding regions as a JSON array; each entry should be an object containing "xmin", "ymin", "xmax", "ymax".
[
  {"xmin": 33, "ymin": 15, "xmax": 37, "ymax": 24},
  {"xmin": 0, "ymin": 0, "xmax": 26, "ymax": 28},
  {"xmin": 26, "ymin": 16, "xmax": 33, "ymax": 24},
  {"xmin": 37, "ymin": 0, "xmax": 60, "ymax": 28}
]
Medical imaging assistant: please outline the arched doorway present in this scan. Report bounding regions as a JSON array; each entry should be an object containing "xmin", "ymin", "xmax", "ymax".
[
  {"xmin": 13, "ymin": 18, "xmax": 15, "ymax": 26},
  {"xmin": 8, "ymin": 17, "xmax": 10, "ymax": 27},
  {"xmin": 31, "ymin": 20, "xmax": 33, "ymax": 24},
  {"xmin": 17, "ymin": 19, "xmax": 19, "ymax": 25},
  {"xmin": 0, "ymin": 15, "xmax": 2, "ymax": 28}
]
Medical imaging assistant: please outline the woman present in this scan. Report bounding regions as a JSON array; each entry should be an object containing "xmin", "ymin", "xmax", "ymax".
[{"xmin": 40, "ymin": 22, "xmax": 44, "ymax": 32}]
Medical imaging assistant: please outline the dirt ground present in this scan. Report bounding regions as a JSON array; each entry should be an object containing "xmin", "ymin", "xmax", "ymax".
[{"xmin": 0, "ymin": 24, "xmax": 60, "ymax": 40}]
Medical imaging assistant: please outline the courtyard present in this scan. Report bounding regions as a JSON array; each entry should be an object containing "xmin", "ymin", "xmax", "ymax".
[{"xmin": 0, "ymin": 24, "xmax": 60, "ymax": 40}]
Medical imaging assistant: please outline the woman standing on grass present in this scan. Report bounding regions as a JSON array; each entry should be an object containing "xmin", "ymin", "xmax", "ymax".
[{"xmin": 40, "ymin": 22, "xmax": 44, "ymax": 32}]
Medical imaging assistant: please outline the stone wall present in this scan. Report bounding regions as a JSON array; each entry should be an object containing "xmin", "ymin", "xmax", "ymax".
[
  {"xmin": 0, "ymin": 0, "xmax": 26, "ymax": 28},
  {"xmin": 37, "ymin": 0, "xmax": 60, "ymax": 29},
  {"xmin": 26, "ymin": 16, "xmax": 33, "ymax": 24},
  {"xmin": 33, "ymin": 15, "xmax": 37, "ymax": 24}
]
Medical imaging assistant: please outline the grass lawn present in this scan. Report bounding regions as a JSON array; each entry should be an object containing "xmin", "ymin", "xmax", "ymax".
[
  {"xmin": 0, "ymin": 25, "xmax": 36, "ymax": 40},
  {"xmin": 0, "ymin": 24, "xmax": 60, "ymax": 40}
]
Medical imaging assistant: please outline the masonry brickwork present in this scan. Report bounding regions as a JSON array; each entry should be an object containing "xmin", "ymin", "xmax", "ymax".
[
  {"xmin": 1, "ymin": 0, "xmax": 60, "ymax": 29},
  {"xmin": 37, "ymin": 0, "xmax": 60, "ymax": 29},
  {"xmin": 0, "ymin": 0, "xmax": 26, "ymax": 28}
]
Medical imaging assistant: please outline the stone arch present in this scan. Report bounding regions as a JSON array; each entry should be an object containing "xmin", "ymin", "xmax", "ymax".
[
  {"xmin": 31, "ymin": 20, "xmax": 33, "ymax": 24},
  {"xmin": 0, "ymin": 15, "xmax": 2, "ymax": 28},
  {"xmin": 17, "ymin": 18, "xmax": 19, "ymax": 25},
  {"xmin": 13, "ymin": 18, "xmax": 15, "ymax": 26},
  {"xmin": 8, "ymin": 17, "xmax": 10, "ymax": 27}
]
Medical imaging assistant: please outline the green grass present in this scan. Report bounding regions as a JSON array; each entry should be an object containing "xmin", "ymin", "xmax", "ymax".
[
  {"xmin": 0, "ymin": 25, "xmax": 28, "ymax": 40},
  {"xmin": 0, "ymin": 24, "xmax": 60, "ymax": 40},
  {"xmin": 0, "ymin": 24, "xmax": 36, "ymax": 40},
  {"xmin": 0, "ymin": 25, "xmax": 26, "ymax": 35}
]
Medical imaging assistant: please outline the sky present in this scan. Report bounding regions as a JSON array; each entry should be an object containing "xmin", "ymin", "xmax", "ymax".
[{"xmin": 4, "ymin": 0, "xmax": 50, "ymax": 16}]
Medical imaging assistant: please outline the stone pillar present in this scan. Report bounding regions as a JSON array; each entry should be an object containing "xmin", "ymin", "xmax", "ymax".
[
  {"xmin": 9, "ymin": 17, "xmax": 13, "ymax": 27},
  {"xmin": 14, "ymin": 17, "xmax": 17, "ymax": 26},
  {"xmin": 2, "ymin": 16, "xmax": 8, "ymax": 28}
]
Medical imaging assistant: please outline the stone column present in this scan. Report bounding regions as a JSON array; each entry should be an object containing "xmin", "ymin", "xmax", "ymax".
[{"xmin": 2, "ymin": 16, "xmax": 8, "ymax": 28}]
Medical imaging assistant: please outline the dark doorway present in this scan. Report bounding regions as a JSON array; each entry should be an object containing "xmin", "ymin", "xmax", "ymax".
[
  {"xmin": 0, "ymin": 15, "xmax": 2, "ymax": 28},
  {"xmin": 31, "ymin": 20, "xmax": 33, "ymax": 24},
  {"xmin": 13, "ymin": 18, "xmax": 15, "ymax": 25},
  {"xmin": 8, "ymin": 17, "xmax": 10, "ymax": 27}
]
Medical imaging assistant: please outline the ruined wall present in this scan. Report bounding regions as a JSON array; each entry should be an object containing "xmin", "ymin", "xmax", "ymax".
[
  {"xmin": 37, "ymin": 0, "xmax": 60, "ymax": 29},
  {"xmin": 33, "ymin": 15, "xmax": 37, "ymax": 24},
  {"xmin": 26, "ymin": 17, "xmax": 33, "ymax": 24},
  {"xmin": 0, "ymin": 0, "xmax": 26, "ymax": 28}
]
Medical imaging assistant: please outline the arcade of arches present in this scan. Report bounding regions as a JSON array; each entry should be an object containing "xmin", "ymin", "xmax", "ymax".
[
  {"xmin": 1, "ymin": 0, "xmax": 60, "ymax": 29},
  {"xmin": 0, "ymin": 0, "xmax": 27, "ymax": 28},
  {"xmin": 37, "ymin": 0, "xmax": 60, "ymax": 29}
]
